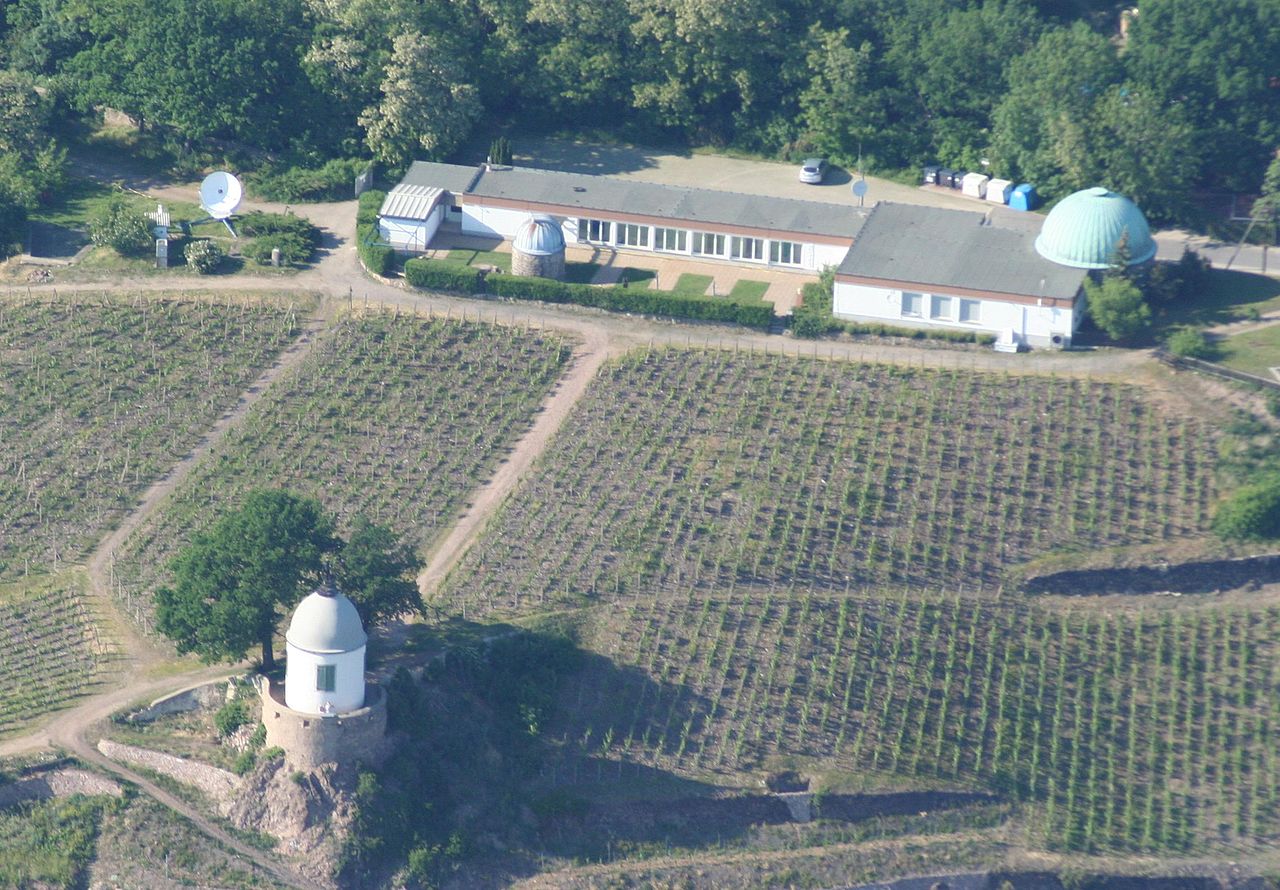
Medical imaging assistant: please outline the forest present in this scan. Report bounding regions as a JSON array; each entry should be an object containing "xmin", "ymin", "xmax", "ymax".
[{"xmin": 0, "ymin": 0, "xmax": 1277, "ymax": 247}]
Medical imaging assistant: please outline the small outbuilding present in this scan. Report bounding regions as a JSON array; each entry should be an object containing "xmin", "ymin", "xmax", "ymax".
[
  {"xmin": 961, "ymin": 172, "xmax": 989, "ymax": 199},
  {"xmin": 511, "ymin": 214, "xmax": 566, "ymax": 280},
  {"xmin": 985, "ymin": 179, "xmax": 1013, "ymax": 205},
  {"xmin": 377, "ymin": 185, "xmax": 446, "ymax": 252}
]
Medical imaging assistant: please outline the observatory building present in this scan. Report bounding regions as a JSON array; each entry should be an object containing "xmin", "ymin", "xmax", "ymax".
[
  {"xmin": 1033, "ymin": 187, "xmax": 1156, "ymax": 269},
  {"xmin": 512, "ymin": 215, "xmax": 566, "ymax": 279},
  {"xmin": 260, "ymin": 585, "xmax": 387, "ymax": 770}
]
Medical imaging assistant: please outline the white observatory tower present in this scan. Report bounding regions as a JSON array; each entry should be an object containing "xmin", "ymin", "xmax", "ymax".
[{"xmin": 283, "ymin": 585, "xmax": 367, "ymax": 715}]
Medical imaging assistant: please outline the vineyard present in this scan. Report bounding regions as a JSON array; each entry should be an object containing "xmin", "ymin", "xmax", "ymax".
[
  {"xmin": 0, "ymin": 576, "xmax": 111, "ymax": 736},
  {"xmin": 114, "ymin": 312, "xmax": 571, "ymax": 612},
  {"xmin": 0, "ymin": 295, "xmax": 302, "ymax": 579},
  {"xmin": 444, "ymin": 348, "xmax": 1217, "ymax": 615}
]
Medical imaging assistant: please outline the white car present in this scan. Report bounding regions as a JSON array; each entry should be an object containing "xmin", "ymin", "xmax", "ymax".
[{"xmin": 799, "ymin": 158, "xmax": 828, "ymax": 184}]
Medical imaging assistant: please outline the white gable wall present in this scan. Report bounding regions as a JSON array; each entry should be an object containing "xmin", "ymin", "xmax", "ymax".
[
  {"xmin": 833, "ymin": 280, "xmax": 1081, "ymax": 347},
  {"xmin": 378, "ymin": 206, "xmax": 444, "ymax": 252}
]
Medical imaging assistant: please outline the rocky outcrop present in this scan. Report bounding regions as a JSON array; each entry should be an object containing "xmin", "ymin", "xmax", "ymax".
[
  {"xmin": 227, "ymin": 758, "xmax": 358, "ymax": 888},
  {"xmin": 96, "ymin": 738, "xmax": 240, "ymax": 808}
]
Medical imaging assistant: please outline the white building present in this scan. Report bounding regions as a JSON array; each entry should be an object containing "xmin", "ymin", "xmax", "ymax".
[
  {"xmin": 283, "ymin": 585, "xmax": 368, "ymax": 715},
  {"xmin": 832, "ymin": 203, "xmax": 1089, "ymax": 348},
  {"xmin": 382, "ymin": 161, "xmax": 866, "ymax": 273}
]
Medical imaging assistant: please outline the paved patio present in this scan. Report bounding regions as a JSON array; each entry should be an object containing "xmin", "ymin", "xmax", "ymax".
[{"xmin": 419, "ymin": 228, "xmax": 816, "ymax": 315}]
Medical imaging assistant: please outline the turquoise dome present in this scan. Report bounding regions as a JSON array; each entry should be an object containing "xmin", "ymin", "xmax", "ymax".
[
  {"xmin": 513, "ymin": 215, "xmax": 565, "ymax": 257},
  {"xmin": 1034, "ymin": 187, "xmax": 1156, "ymax": 269}
]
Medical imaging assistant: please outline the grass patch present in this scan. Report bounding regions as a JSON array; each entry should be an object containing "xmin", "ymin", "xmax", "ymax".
[
  {"xmin": 1150, "ymin": 269, "xmax": 1280, "ymax": 333},
  {"xmin": 563, "ymin": 261, "xmax": 602, "ymax": 284},
  {"xmin": 0, "ymin": 794, "xmax": 119, "ymax": 888},
  {"xmin": 618, "ymin": 267, "xmax": 657, "ymax": 287},
  {"xmin": 446, "ymin": 248, "xmax": 511, "ymax": 272},
  {"xmin": 672, "ymin": 273, "xmax": 713, "ymax": 296},
  {"xmin": 728, "ymin": 279, "xmax": 770, "ymax": 304},
  {"xmin": 1215, "ymin": 324, "xmax": 1280, "ymax": 378}
]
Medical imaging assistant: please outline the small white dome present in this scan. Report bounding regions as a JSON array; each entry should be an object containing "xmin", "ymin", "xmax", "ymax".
[
  {"xmin": 512, "ymin": 215, "xmax": 565, "ymax": 256},
  {"xmin": 286, "ymin": 586, "xmax": 367, "ymax": 654}
]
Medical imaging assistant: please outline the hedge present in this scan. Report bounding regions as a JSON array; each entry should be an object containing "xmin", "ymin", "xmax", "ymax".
[
  {"xmin": 357, "ymin": 223, "xmax": 395, "ymax": 276},
  {"xmin": 791, "ymin": 279, "xmax": 994, "ymax": 345},
  {"xmin": 357, "ymin": 190, "xmax": 385, "ymax": 228},
  {"xmin": 249, "ymin": 158, "xmax": 369, "ymax": 202},
  {"xmin": 399, "ymin": 259, "xmax": 772, "ymax": 329}
]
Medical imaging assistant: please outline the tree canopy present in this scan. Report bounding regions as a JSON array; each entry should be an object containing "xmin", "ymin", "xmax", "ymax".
[{"xmin": 155, "ymin": 490, "xmax": 423, "ymax": 670}]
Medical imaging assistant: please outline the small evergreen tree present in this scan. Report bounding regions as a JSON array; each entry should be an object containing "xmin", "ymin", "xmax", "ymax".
[
  {"xmin": 488, "ymin": 136, "xmax": 512, "ymax": 166},
  {"xmin": 89, "ymin": 197, "xmax": 152, "ymax": 256},
  {"xmin": 1085, "ymin": 274, "xmax": 1150, "ymax": 341}
]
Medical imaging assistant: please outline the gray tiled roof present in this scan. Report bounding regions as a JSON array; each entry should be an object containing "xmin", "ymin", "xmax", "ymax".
[
  {"xmin": 464, "ymin": 166, "xmax": 871, "ymax": 239},
  {"xmin": 837, "ymin": 203, "xmax": 1087, "ymax": 300},
  {"xmin": 400, "ymin": 161, "xmax": 483, "ymax": 195}
]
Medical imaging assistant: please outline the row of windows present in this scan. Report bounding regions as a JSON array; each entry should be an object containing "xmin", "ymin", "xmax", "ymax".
[
  {"xmin": 902, "ymin": 291, "xmax": 982, "ymax": 323},
  {"xmin": 576, "ymin": 217, "xmax": 804, "ymax": 266}
]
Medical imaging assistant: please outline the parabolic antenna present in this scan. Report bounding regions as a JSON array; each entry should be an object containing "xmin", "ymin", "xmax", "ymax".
[{"xmin": 199, "ymin": 171, "xmax": 243, "ymax": 220}]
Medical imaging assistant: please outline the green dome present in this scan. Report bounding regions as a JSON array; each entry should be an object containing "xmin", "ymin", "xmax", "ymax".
[{"xmin": 1034, "ymin": 187, "xmax": 1156, "ymax": 269}]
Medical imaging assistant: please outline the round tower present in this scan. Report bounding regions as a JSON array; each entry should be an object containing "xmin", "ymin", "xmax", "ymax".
[
  {"xmin": 284, "ymin": 585, "xmax": 367, "ymax": 715},
  {"xmin": 511, "ymin": 214, "xmax": 566, "ymax": 280}
]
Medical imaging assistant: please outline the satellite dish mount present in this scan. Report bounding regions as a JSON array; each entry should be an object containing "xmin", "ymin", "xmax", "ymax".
[{"xmin": 197, "ymin": 171, "xmax": 243, "ymax": 237}]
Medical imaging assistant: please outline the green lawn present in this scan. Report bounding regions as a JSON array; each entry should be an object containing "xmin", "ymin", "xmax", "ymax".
[
  {"xmin": 563, "ymin": 261, "xmax": 602, "ymax": 284},
  {"xmin": 618, "ymin": 267, "xmax": 657, "ymax": 287},
  {"xmin": 1150, "ymin": 269, "xmax": 1280, "ymax": 335},
  {"xmin": 33, "ymin": 178, "xmax": 203, "ymax": 230},
  {"xmin": 728, "ymin": 279, "xmax": 770, "ymax": 304},
  {"xmin": 446, "ymin": 248, "xmax": 512, "ymax": 272},
  {"xmin": 1215, "ymin": 323, "xmax": 1280, "ymax": 379},
  {"xmin": 672, "ymin": 273, "xmax": 713, "ymax": 296}
]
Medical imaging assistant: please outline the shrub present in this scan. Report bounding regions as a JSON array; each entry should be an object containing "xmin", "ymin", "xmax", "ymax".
[
  {"xmin": 249, "ymin": 158, "xmax": 369, "ymax": 202},
  {"xmin": 1165, "ymin": 327, "xmax": 1213, "ymax": 359},
  {"xmin": 214, "ymin": 698, "xmax": 250, "ymax": 737},
  {"xmin": 89, "ymin": 197, "xmax": 152, "ymax": 255},
  {"xmin": 261, "ymin": 746, "xmax": 285, "ymax": 761},
  {"xmin": 248, "ymin": 722, "xmax": 267, "ymax": 749},
  {"xmin": 357, "ymin": 224, "xmax": 395, "ymax": 276},
  {"xmin": 1085, "ymin": 275, "xmax": 1151, "ymax": 341},
  {"xmin": 1213, "ymin": 475, "xmax": 1280, "ymax": 541},
  {"xmin": 357, "ymin": 190, "xmax": 386, "ymax": 228},
  {"xmin": 237, "ymin": 211, "xmax": 320, "ymax": 251},
  {"xmin": 242, "ymin": 232, "xmax": 312, "ymax": 266},
  {"xmin": 403, "ymin": 257, "xmax": 484, "ymax": 293},
  {"xmin": 183, "ymin": 239, "xmax": 223, "ymax": 274},
  {"xmin": 232, "ymin": 750, "xmax": 257, "ymax": 775}
]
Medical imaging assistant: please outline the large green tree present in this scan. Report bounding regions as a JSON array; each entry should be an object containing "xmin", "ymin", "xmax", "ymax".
[
  {"xmin": 333, "ymin": 517, "xmax": 425, "ymax": 627},
  {"xmin": 156, "ymin": 490, "xmax": 337, "ymax": 670}
]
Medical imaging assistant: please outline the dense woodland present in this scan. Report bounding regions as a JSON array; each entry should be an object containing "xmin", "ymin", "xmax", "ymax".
[{"xmin": 0, "ymin": 0, "xmax": 1277, "ymax": 249}]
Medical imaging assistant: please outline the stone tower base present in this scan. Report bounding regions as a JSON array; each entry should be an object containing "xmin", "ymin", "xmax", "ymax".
[
  {"xmin": 512, "ymin": 248, "xmax": 565, "ymax": 280},
  {"xmin": 259, "ymin": 678, "xmax": 387, "ymax": 771}
]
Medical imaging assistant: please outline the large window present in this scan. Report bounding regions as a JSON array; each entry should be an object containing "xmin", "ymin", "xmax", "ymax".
[
  {"xmin": 731, "ymin": 236, "xmax": 764, "ymax": 261},
  {"xmin": 930, "ymin": 295, "xmax": 953, "ymax": 320},
  {"xmin": 654, "ymin": 227, "xmax": 687, "ymax": 252},
  {"xmin": 577, "ymin": 218, "xmax": 612, "ymax": 243},
  {"xmin": 692, "ymin": 232, "xmax": 726, "ymax": 256},
  {"xmin": 316, "ymin": 664, "xmax": 336, "ymax": 692},
  {"xmin": 901, "ymin": 291, "xmax": 923, "ymax": 317},
  {"xmin": 769, "ymin": 240, "xmax": 803, "ymax": 265},
  {"xmin": 959, "ymin": 299, "xmax": 981, "ymax": 323},
  {"xmin": 617, "ymin": 222, "xmax": 650, "ymax": 248}
]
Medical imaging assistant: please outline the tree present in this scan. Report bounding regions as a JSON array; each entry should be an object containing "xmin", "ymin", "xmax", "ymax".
[
  {"xmin": 89, "ymin": 197, "xmax": 152, "ymax": 255},
  {"xmin": 360, "ymin": 32, "xmax": 481, "ymax": 167},
  {"xmin": 1084, "ymin": 274, "xmax": 1151, "ymax": 341},
  {"xmin": 183, "ymin": 238, "xmax": 223, "ymax": 273},
  {"xmin": 800, "ymin": 27, "xmax": 902, "ymax": 168},
  {"xmin": 155, "ymin": 490, "xmax": 336, "ymax": 670},
  {"xmin": 333, "ymin": 517, "xmax": 424, "ymax": 627}
]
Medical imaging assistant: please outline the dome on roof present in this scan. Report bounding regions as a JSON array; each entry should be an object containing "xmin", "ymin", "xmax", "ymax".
[
  {"xmin": 512, "ymin": 215, "xmax": 565, "ymax": 257},
  {"xmin": 1034, "ymin": 187, "xmax": 1156, "ymax": 269},
  {"xmin": 285, "ymin": 586, "xmax": 366, "ymax": 654}
]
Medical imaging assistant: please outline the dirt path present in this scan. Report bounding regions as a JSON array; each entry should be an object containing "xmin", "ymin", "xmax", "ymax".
[{"xmin": 418, "ymin": 330, "xmax": 615, "ymax": 598}]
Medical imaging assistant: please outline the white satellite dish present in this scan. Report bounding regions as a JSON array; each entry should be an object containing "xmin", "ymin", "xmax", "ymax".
[{"xmin": 200, "ymin": 171, "xmax": 242, "ymax": 219}]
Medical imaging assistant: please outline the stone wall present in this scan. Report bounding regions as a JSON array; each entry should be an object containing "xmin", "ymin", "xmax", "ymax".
[
  {"xmin": 260, "ymin": 681, "xmax": 388, "ymax": 771},
  {"xmin": 0, "ymin": 768, "xmax": 123, "ymax": 809},
  {"xmin": 97, "ymin": 738, "xmax": 240, "ymax": 806},
  {"xmin": 123, "ymin": 679, "xmax": 228, "ymax": 724},
  {"xmin": 512, "ymin": 248, "xmax": 565, "ymax": 280}
]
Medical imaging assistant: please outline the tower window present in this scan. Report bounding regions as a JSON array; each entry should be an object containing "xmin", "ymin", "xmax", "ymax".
[{"xmin": 316, "ymin": 664, "xmax": 336, "ymax": 692}]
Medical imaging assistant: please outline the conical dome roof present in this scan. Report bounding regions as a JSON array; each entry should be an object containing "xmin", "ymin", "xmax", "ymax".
[
  {"xmin": 1034, "ymin": 187, "xmax": 1156, "ymax": 270},
  {"xmin": 513, "ymin": 215, "xmax": 565, "ymax": 257},
  {"xmin": 285, "ymin": 586, "xmax": 366, "ymax": 654}
]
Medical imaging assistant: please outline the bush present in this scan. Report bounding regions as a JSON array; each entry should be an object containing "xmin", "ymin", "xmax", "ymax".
[
  {"xmin": 232, "ymin": 750, "xmax": 257, "ymax": 775},
  {"xmin": 1213, "ymin": 475, "xmax": 1280, "ymax": 541},
  {"xmin": 237, "ymin": 211, "xmax": 320, "ymax": 250},
  {"xmin": 213, "ymin": 698, "xmax": 250, "ymax": 737},
  {"xmin": 242, "ymin": 232, "xmax": 312, "ymax": 266},
  {"xmin": 261, "ymin": 746, "xmax": 285, "ymax": 761},
  {"xmin": 1086, "ymin": 275, "xmax": 1151, "ymax": 341},
  {"xmin": 1165, "ymin": 327, "xmax": 1213, "ymax": 359},
  {"xmin": 89, "ymin": 196, "xmax": 152, "ymax": 255},
  {"xmin": 403, "ymin": 257, "xmax": 484, "ymax": 293},
  {"xmin": 250, "ymin": 158, "xmax": 369, "ymax": 202},
  {"xmin": 357, "ymin": 190, "xmax": 386, "ymax": 228},
  {"xmin": 357, "ymin": 224, "xmax": 395, "ymax": 276},
  {"xmin": 248, "ymin": 722, "xmax": 267, "ymax": 749},
  {"xmin": 183, "ymin": 239, "xmax": 223, "ymax": 274}
]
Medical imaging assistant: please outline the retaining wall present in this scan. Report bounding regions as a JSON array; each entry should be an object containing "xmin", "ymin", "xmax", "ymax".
[{"xmin": 260, "ymin": 680, "xmax": 388, "ymax": 771}]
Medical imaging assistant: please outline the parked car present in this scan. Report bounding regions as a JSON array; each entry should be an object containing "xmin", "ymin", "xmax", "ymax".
[{"xmin": 799, "ymin": 158, "xmax": 828, "ymax": 184}]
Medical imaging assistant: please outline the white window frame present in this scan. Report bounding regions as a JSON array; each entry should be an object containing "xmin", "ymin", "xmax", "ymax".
[
  {"xmin": 958, "ymin": 298, "xmax": 981, "ymax": 324},
  {"xmin": 731, "ymin": 236, "xmax": 764, "ymax": 261},
  {"xmin": 930, "ymin": 294, "xmax": 953, "ymax": 320},
  {"xmin": 577, "ymin": 218, "xmax": 612, "ymax": 243},
  {"xmin": 901, "ymin": 291, "xmax": 923, "ymax": 317},
  {"xmin": 617, "ymin": 222, "xmax": 650, "ymax": 248},
  {"xmin": 654, "ymin": 227, "xmax": 687, "ymax": 252},
  {"xmin": 692, "ymin": 232, "xmax": 726, "ymax": 257},
  {"xmin": 769, "ymin": 240, "xmax": 803, "ymax": 266}
]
